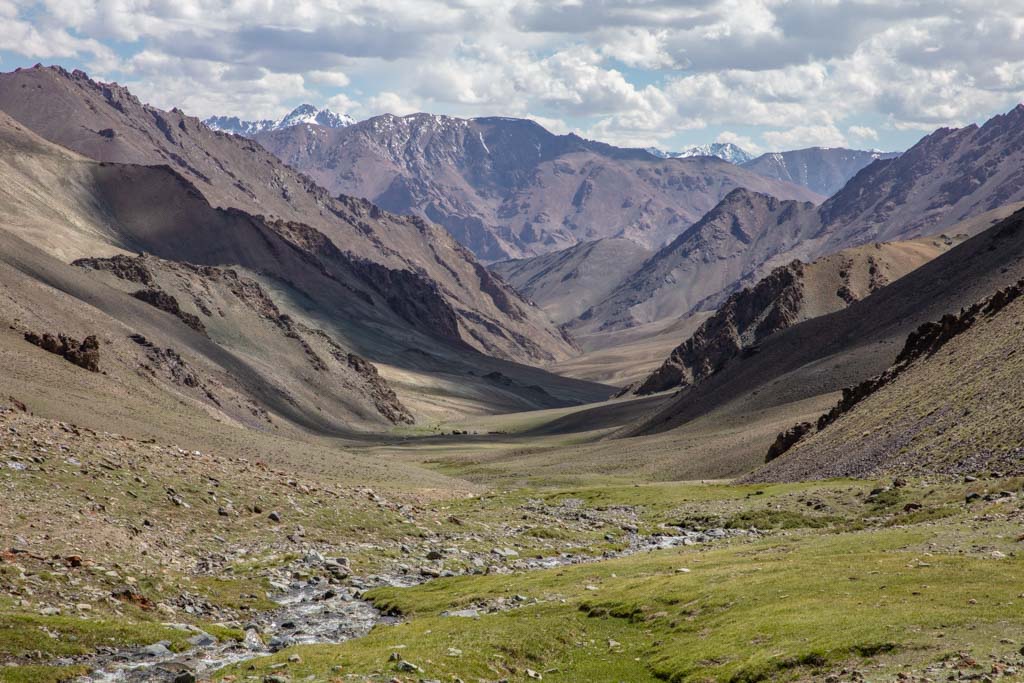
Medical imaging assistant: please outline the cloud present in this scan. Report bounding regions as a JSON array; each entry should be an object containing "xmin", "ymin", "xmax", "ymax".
[
  {"xmin": 762, "ymin": 124, "xmax": 848, "ymax": 150},
  {"xmin": 1, "ymin": 0, "xmax": 1022, "ymax": 150},
  {"xmin": 848, "ymin": 125, "xmax": 879, "ymax": 143},
  {"xmin": 308, "ymin": 70, "xmax": 351, "ymax": 88}
]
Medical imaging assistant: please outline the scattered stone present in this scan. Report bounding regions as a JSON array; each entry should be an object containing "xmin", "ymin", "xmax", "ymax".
[{"xmin": 268, "ymin": 511, "xmax": 281, "ymax": 522}]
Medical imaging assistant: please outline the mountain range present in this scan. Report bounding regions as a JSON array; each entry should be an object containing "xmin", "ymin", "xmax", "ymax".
[
  {"xmin": 251, "ymin": 113, "xmax": 823, "ymax": 261},
  {"xmin": 5, "ymin": 58, "xmax": 1024, "ymax": 683},
  {"xmin": 0, "ymin": 65, "xmax": 610, "ymax": 432},
  {"xmin": 203, "ymin": 103, "xmax": 355, "ymax": 136},
  {"xmin": 527, "ymin": 106, "xmax": 1024, "ymax": 347},
  {"xmin": 740, "ymin": 147, "xmax": 901, "ymax": 196},
  {"xmin": 645, "ymin": 142, "xmax": 754, "ymax": 164}
]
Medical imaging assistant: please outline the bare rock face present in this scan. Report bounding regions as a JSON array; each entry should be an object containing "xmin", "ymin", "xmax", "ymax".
[
  {"xmin": 24, "ymin": 332, "xmax": 100, "ymax": 372},
  {"xmin": 765, "ymin": 422, "xmax": 813, "ymax": 462}
]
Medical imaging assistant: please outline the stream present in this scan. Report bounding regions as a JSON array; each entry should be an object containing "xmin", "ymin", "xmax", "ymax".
[{"xmin": 79, "ymin": 526, "xmax": 753, "ymax": 682}]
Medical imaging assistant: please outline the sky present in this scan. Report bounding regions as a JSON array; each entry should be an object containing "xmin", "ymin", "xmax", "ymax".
[{"xmin": 2, "ymin": 0, "xmax": 1024, "ymax": 154}]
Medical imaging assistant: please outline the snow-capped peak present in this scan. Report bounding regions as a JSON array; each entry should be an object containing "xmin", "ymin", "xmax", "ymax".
[
  {"xmin": 646, "ymin": 142, "xmax": 754, "ymax": 164},
  {"xmin": 278, "ymin": 104, "xmax": 355, "ymax": 129},
  {"xmin": 204, "ymin": 104, "xmax": 355, "ymax": 137}
]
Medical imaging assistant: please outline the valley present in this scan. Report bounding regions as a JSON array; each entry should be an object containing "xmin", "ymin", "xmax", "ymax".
[{"xmin": 0, "ymin": 60, "xmax": 1023, "ymax": 683}]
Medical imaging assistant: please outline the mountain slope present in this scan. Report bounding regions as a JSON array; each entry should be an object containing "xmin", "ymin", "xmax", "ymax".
[
  {"xmin": 624, "ymin": 206, "xmax": 1024, "ymax": 451},
  {"xmin": 0, "ymin": 65, "xmax": 573, "ymax": 367},
  {"xmin": 632, "ymin": 233, "xmax": 973, "ymax": 396},
  {"xmin": 490, "ymin": 238, "xmax": 653, "ymax": 325},
  {"xmin": 749, "ymin": 275, "xmax": 1024, "ymax": 481},
  {"xmin": 741, "ymin": 147, "xmax": 900, "ymax": 196},
  {"xmin": 253, "ymin": 113, "xmax": 823, "ymax": 261},
  {"xmin": 816, "ymin": 105, "xmax": 1024, "ymax": 250},
  {"xmin": 568, "ymin": 189, "xmax": 823, "ymax": 337},
  {"xmin": 0, "ymin": 107, "xmax": 607, "ymax": 435}
]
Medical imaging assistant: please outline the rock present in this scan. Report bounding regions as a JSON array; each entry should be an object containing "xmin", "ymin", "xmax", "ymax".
[
  {"xmin": 263, "ymin": 676, "xmax": 290, "ymax": 683},
  {"xmin": 426, "ymin": 549, "xmax": 445, "ymax": 560},
  {"xmin": 139, "ymin": 643, "xmax": 172, "ymax": 657},
  {"xmin": 268, "ymin": 511, "xmax": 281, "ymax": 522},
  {"xmin": 188, "ymin": 633, "xmax": 216, "ymax": 647},
  {"xmin": 526, "ymin": 669, "xmax": 542, "ymax": 679},
  {"xmin": 288, "ymin": 654, "xmax": 302, "ymax": 663},
  {"xmin": 965, "ymin": 492, "xmax": 982, "ymax": 503},
  {"xmin": 396, "ymin": 660, "xmax": 421, "ymax": 672},
  {"xmin": 173, "ymin": 672, "xmax": 197, "ymax": 683}
]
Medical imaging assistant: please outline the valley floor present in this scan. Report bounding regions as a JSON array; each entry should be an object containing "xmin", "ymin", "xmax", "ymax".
[{"xmin": 2, "ymin": 398, "xmax": 1022, "ymax": 683}]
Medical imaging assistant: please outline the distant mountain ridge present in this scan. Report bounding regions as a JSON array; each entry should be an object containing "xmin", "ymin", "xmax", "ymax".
[
  {"xmin": 253, "ymin": 113, "xmax": 822, "ymax": 261},
  {"xmin": 203, "ymin": 103, "xmax": 355, "ymax": 136},
  {"xmin": 645, "ymin": 142, "xmax": 754, "ymax": 164},
  {"xmin": 563, "ymin": 104, "xmax": 1024, "ymax": 339},
  {"xmin": 741, "ymin": 147, "xmax": 901, "ymax": 196}
]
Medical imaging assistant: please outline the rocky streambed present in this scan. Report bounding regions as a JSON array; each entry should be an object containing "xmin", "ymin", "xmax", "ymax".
[{"xmin": 78, "ymin": 526, "xmax": 756, "ymax": 682}]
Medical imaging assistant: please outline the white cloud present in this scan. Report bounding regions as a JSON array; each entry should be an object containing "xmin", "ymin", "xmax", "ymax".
[
  {"xmin": 848, "ymin": 125, "xmax": 879, "ymax": 142},
  {"xmin": 308, "ymin": 69, "xmax": 351, "ymax": 88},
  {"xmin": 1, "ymin": 0, "xmax": 1023, "ymax": 150},
  {"xmin": 762, "ymin": 124, "xmax": 848, "ymax": 150}
]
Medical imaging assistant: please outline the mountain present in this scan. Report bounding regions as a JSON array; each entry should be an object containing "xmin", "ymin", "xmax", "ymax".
[
  {"xmin": 252, "ymin": 113, "xmax": 823, "ymax": 261},
  {"xmin": 622, "ymin": 204, "xmax": 1024, "ymax": 477},
  {"xmin": 645, "ymin": 142, "xmax": 754, "ymax": 164},
  {"xmin": 815, "ymin": 105, "xmax": 1024, "ymax": 251},
  {"xmin": 740, "ymin": 147, "xmax": 901, "ymax": 196},
  {"xmin": 0, "ymin": 65, "xmax": 575, "ymax": 370},
  {"xmin": 0, "ymin": 66, "xmax": 614, "ymax": 430},
  {"xmin": 570, "ymin": 105, "xmax": 1024, "ymax": 339},
  {"xmin": 632, "ymin": 232, "xmax": 975, "ymax": 396},
  {"xmin": 567, "ymin": 189, "xmax": 823, "ymax": 338},
  {"xmin": 490, "ymin": 238, "xmax": 653, "ymax": 325},
  {"xmin": 203, "ymin": 103, "xmax": 354, "ymax": 136},
  {"xmin": 750, "ymin": 270, "xmax": 1024, "ymax": 482}
]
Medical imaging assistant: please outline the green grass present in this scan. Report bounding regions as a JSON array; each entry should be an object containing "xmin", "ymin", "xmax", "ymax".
[
  {"xmin": 0, "ymin": 612, "xmax": 196, "ymax": 659},
  {"xmin": 0, "ymin": 665, "xmax": 90, "ymax": 683},
  {"xmin": 214, "ymin": 517, "xmax": 1024, "ymax": 683}
]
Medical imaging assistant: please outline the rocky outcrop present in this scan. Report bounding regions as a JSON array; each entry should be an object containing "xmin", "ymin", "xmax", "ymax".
[
  {"xmin": 345, "ymin": 353, "xmax": 414, "ymax": 425},
  {"xmin": 132, "ymin": 288, "xmax": 207, "ymax": 334},
  {"xmin": 765, "ymin": 422, "xmax": 813, "ymax": 462},
  {"xmin": 24, "ymin": 332, "xmax": 100, "ymax": 372},
  {"xmin": 636, "ymin": 261, "xmax": 805, "ymax": 395}
]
